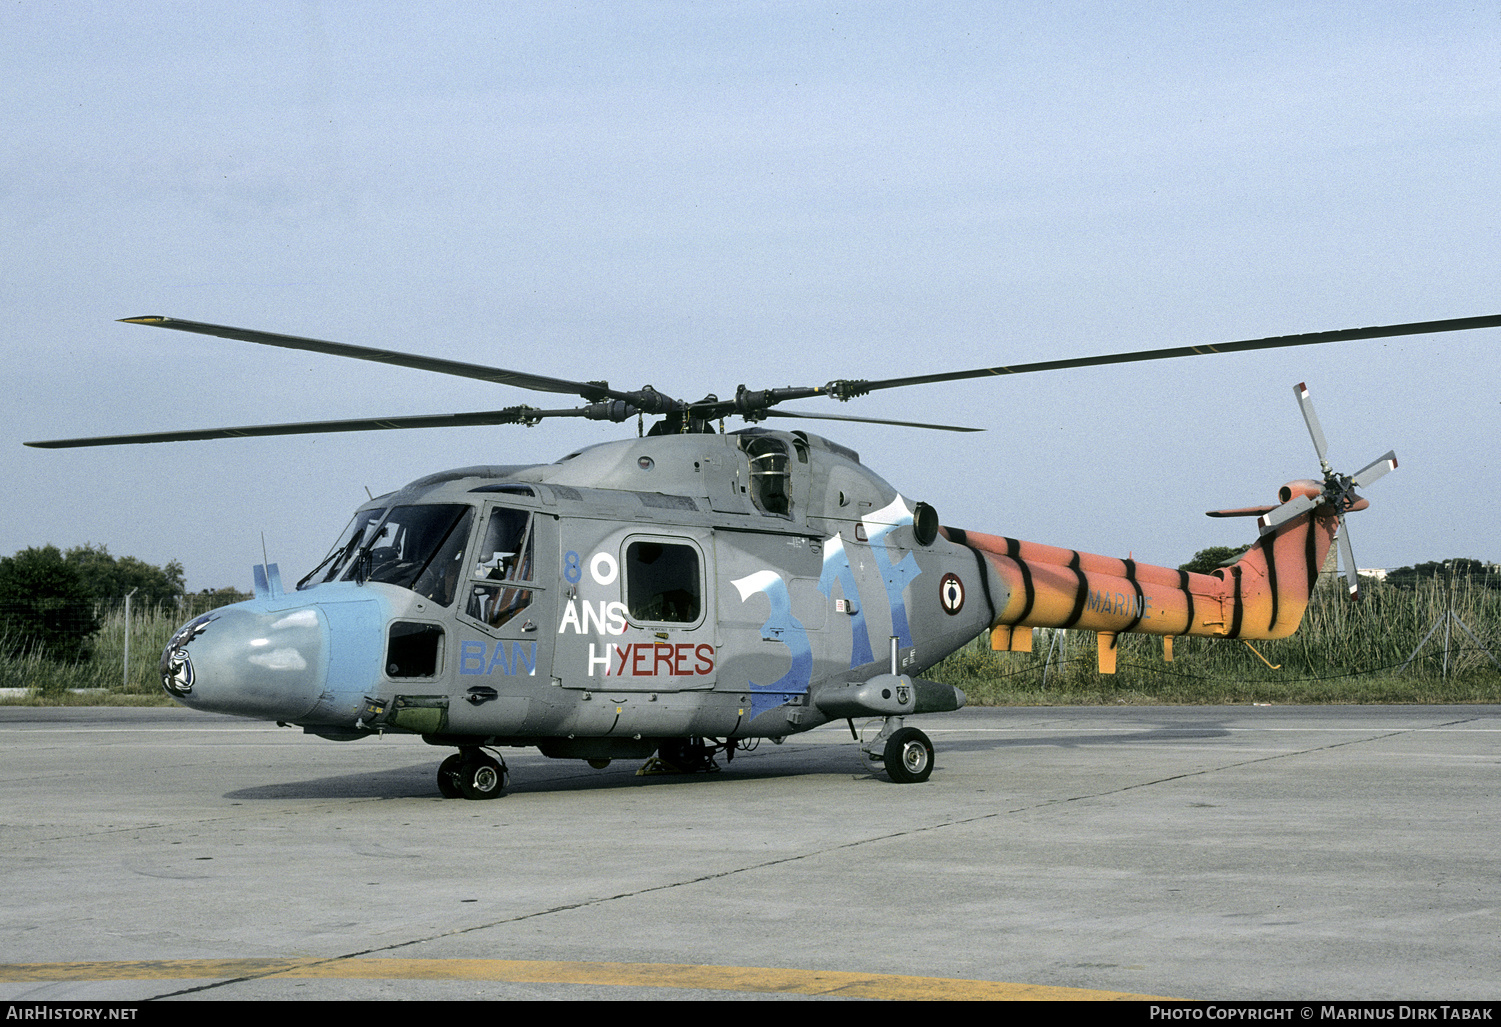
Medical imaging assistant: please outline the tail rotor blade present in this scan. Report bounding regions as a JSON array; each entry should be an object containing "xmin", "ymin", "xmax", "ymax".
[
  {"xmin": 1257, "ymin": 492, "xmax": 1320, "ymax": 533},
  {"xmin": 1338, "ymin": 525, "xmax": 1361, "ymax": 599},
  {"xmin": 1352, "ymin": 450, "xmax": 1398, "ymax": 488},
  {"xmin": 1294, "ymin": 382, "xmax": 1330, "ymax": 465},
  {"xmin": 1276, "ymin": 383, "xmax": 1389, "ymax": 600}
]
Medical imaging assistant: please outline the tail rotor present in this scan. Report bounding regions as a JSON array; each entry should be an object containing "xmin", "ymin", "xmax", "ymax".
[{"xmin": 1257, "ymin": 383, "xmax": 1397, "ymax": 599}]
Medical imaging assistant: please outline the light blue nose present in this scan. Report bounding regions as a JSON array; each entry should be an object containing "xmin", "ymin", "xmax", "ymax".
[{"xmin": 161, "ymin": 605, "xmax": 327, "ymax": 720}]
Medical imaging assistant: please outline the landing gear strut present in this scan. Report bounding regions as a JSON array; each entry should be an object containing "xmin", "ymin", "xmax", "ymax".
[
  {"xmin": 437, "ymin": 747, "xmax": 508, "ymax": 800},
  {"xmin": 861, "ymin": 717, "xmax": 935, "ymax": 784},
  {"xmin": 640, "ymin": 737, "xmax": 745, "ymax": 775},
  {"xmin": 653, "ymin": 737, "xmax": 722, "ymax": 773}
]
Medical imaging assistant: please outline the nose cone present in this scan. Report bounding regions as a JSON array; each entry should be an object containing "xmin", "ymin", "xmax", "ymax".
[{"xmin": 161, "ymin": 604, "xmax": 327, "ymax": 720}]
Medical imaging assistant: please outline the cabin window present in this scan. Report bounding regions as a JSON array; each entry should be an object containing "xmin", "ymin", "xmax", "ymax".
[
  {"xmin": 466, "ymin": 506, "xmax": 535, "ymax": 629},
  {"xmin": 625, "ymin": 540, "xmax": 701, "ymax": 623}
]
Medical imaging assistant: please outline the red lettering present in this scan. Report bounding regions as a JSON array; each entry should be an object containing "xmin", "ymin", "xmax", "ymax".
[{"xmin": 606, "ymin": 643, "xmax": 716, "ymax": 677}]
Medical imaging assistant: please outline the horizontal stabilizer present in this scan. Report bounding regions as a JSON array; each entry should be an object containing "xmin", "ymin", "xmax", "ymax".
[{"xmin": 1206, "ymin": 505, "xmax": 1276, "ymax": 518}]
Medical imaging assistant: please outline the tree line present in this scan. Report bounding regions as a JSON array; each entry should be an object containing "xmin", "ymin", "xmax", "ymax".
[
  {"xmin": 1179, "ymin": 546, "xmax": 1499, "ymax": 587},
  {"xmin": 0, "ymin": 544, "xmax": 247, "ymax": 662}
]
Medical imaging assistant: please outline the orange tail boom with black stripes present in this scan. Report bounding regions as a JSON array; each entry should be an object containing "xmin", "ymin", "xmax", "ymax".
[{"xmin": 942, "ymin": 480, "xmax": 1341, "ymax": 672}]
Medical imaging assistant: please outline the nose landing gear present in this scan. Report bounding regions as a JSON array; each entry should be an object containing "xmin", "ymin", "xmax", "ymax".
[{"xmin": 438, "ymin": 748, "xmax": 509, "ymax": 799}]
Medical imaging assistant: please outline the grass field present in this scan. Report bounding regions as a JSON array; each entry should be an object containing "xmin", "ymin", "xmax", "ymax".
[
  {"xmin": 927, "ymin": 576, "xmax": 1501, "ymax": 705},
  {"xmin": 0, "ymin": 596, "xmax": 222, "ymax": 705},
  {"xmin": 2, "ymin": 578, "xmax": 1498, "ymax": 706}
]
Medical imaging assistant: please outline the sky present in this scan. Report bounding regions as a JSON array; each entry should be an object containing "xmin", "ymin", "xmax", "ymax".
[{"xmin": 3, "ymin": 1, "xmax": 1498, "ymax": 593}]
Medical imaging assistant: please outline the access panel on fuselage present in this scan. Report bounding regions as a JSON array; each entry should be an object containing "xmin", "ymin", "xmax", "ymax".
[{"xmin": 712, "ymin": 528, "xmax": 830, "ymax": 719}]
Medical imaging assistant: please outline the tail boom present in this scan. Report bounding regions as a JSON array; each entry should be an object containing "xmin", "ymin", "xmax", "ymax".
[{"xmin": 942, "ymin": 481, "xmax": 1341, "ymax": 670}]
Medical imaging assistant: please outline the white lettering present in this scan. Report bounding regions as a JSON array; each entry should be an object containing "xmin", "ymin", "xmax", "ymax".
[
  {"xmin": 606, "ymin": 600, "xmax": 628, "ymax": 635},
  {"xmin": 590, "ymin": 551, "xmax": 618, "ymax": 585},
  {"xmin": 581, "ymin": 600, "xmax": 607, "ymax": 634}
]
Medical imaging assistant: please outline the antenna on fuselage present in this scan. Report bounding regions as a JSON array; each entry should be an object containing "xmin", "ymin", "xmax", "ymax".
[{"xmin": 253, "ymin": 531, "xmax": 283, "ymax": 600}]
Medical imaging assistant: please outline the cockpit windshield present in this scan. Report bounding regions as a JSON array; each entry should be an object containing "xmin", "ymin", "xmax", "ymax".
[
  {"xmin": 298, "ymin": 503, "xmax": 476, "ymax": 607},
  {"xmin": 354, "ymin": 504, "xmax": 474, "ymax": 606},
  {"xmin": 299, "ymin": 507, "xmax": 386, "ymax": 589}
]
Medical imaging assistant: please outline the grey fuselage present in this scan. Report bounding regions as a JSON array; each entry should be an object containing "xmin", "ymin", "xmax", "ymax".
[{"xmin": 162, "ymin": 428, "xmax": 979, "ymax": 760}]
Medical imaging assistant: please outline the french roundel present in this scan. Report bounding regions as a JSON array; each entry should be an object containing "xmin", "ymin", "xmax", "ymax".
[{"xmin": 939, "ymin": 573, "xmax": 965, "ymax": 615}]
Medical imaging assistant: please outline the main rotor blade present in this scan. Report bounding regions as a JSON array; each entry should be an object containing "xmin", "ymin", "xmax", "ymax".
[
  {"xmin": 1294, "ymin": 382, "xmax": 1329, "ymax": 464},
  {"xmin": 762, "ymin": 408, "xmax": 983, "ymax": 432},
  {"xmin": 24, "ymin": 407, "xmax": 594, "ymax": 448},
  {"xmin": 841, "ymin": 314, "xmax": 1501, "ymax": 396},
  {"xmin": 120, "ymin": 316, "xmax": 637, "ymax": 404}
]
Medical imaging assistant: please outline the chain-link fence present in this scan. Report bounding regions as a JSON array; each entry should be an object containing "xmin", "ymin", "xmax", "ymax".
[{"xmin": 0, "ymin": 592, "xmax": 251, "ymax": 694}]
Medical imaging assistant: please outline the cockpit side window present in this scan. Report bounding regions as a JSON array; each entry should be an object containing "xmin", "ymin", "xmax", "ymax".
[
  {"xmin": 466, "ymin": 506, "xmax": 536, "ymax": 629},
  {"xmin": 473, "ymin": 507, "xmax": 532, "ymax": 582}
]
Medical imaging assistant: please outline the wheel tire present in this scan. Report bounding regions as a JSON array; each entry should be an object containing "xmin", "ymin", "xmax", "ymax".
[
  {"xmin": 883, "ymin": 727, "xmax": 934, "ymax": 784},
  {"xmin": 457, "ymin": 752, "xmax": 507, "ymax": 800},
  {"xmin": 437, "ymin": 754, "xmax": 465, "ymax": 798}
]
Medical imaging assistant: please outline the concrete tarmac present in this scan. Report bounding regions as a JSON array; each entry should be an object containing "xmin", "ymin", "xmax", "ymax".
[{"xmin": 0, "ymin": 704, "xmax": 1497, "ymax": 1001}]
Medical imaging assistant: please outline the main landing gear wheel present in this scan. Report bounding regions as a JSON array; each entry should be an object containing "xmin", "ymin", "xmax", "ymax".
[
  {"xmin": 437, "ymin": 754, "xmax": 464, "ymax": 798},
  {"xmin": 438, "ymin": 749, "xmax": 508, "ymax": 800},
  {"xmin": 883, "ymin": 727, "xmax": 934, "ymax": 784}
]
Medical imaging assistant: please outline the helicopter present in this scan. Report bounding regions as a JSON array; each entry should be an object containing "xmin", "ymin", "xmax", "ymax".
[{"xmin": 25, "ymin": 313, "xmax": 1501, "ymax": 798}]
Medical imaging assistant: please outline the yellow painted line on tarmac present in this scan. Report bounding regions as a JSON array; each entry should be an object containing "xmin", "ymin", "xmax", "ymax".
[{"xmin": 0, "ymin": 959, "xmax": 1167, "ymax": 1000}]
